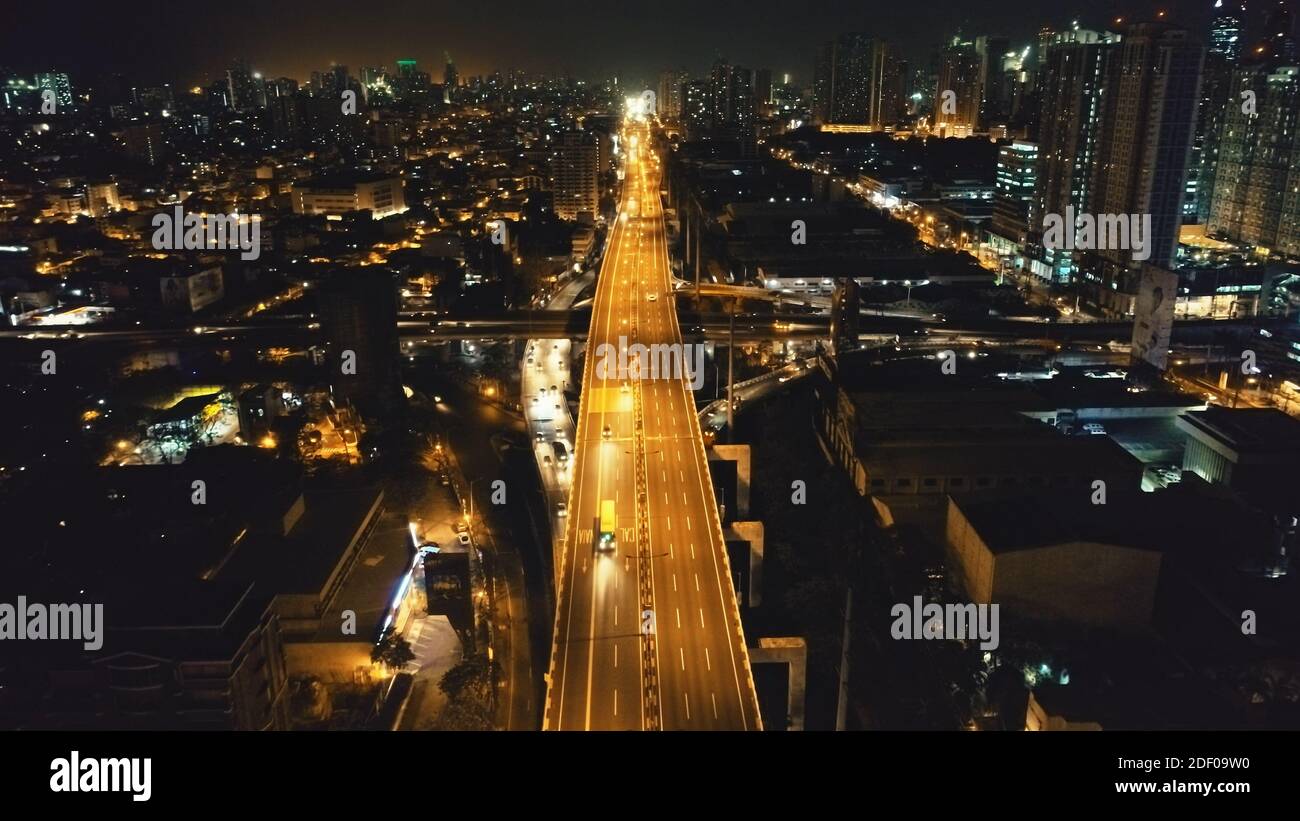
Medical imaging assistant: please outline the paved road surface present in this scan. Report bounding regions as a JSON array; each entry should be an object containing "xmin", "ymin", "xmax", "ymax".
[{"xmin": 544, "ymin": 123, "xmax": 762, "ymax": 730}]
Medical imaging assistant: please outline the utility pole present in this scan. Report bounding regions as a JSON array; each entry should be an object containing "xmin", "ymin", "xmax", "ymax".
[
  {"xmin": 694, "ymin": 199, "xmax": 702, "ymax": 302},
  {"xmin": 835, "ymin": 586, "xmax": 852, "ymax": 731},
  {"xmin": 682, "ymin": 195, "xmax": 690, "ymax": 278},
  {"xmin": 726, "ymin": 299, "xmax": 735, "ymax": 437}
]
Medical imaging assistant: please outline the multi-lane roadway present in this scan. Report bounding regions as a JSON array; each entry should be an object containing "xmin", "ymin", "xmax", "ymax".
[{"xmin": 544, "ymin": 123, "xmax": 762, "ymax": 730}]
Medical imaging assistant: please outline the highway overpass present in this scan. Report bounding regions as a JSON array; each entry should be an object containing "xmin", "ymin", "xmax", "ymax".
[{"xmin": 543, "ymin": 122, "xmax": 762, "ymax": 730}]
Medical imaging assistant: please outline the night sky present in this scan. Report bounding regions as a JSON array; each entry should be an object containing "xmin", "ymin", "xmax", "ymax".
[{"xmin": 5, "ymin": 0, "xmax": 1224, "ymax": 88}]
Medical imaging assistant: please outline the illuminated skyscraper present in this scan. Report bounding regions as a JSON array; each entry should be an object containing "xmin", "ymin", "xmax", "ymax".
[
  {"xmin": 992, "ymin": 140, "xmax": 1038, "ymax": 247},
  {"xmin": 33, "ymin": 71, "xmax": 73, "ymax": 111},
  {"xmin": 551, "ymin": 131, "xmax": 599, "ymax": 221},
  {"xmin": 226, "ymin": 59, "xmax": 257, "ymax": 111},
  {"xmin": 658, "ymin": 68, "xmax": 690, "ymax": 120},
  {"xmin": 682, "ymin": 79, "xmax": 711, "ymax": 138},
  {"xmin": 1190, "ymin": 49, "xmax": 1237, "ymax": 222},
  {"xmin": 1210, "ymin": 0, "xmax": 1246, "ymax": 60},
  {"xmin": 812, "ymin": 34, "xmax": 899, "ymax": 128},
  {"xmin": 708, "ymin": 59, "xmax": 755, "ymax": 132},
  {"xmin": 1207, "ymin": 63, "xmax": 1300, "ymax": 257},
  {"xmin": 1084, "ymin": 21, "xmax": 1204, "ymax": 310},
  {"xmin": 935, "ymin": 38, "xmax": 980, "ymax": 135},
  {"xmin": 1030, "ymin": 28, "xmax": 1117, "ymax": 282},
  {"xmin": 395, "ymin": 58, "xmax": 428, "ymax": 100}
]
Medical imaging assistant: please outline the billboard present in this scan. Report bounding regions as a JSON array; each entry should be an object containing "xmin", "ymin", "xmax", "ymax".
[
  {"xmin": 161, "ymin": 266, "xmax": 224, "ymax": 313},
  {"xmin": 1130, "ymin": 264, "xmax": 1179, "ymax": 371}
]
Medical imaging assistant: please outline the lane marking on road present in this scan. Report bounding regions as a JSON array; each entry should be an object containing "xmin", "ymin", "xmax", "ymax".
[
  {"xmin": 552, "ymin": 192, "xmax": 625, "ymax": 730},
  {"xmin": 699, "ymin": 609, "xmax": 706, "ymax": 628},
  {"xmin": 712, "ymin": 693, "xmax": 718, "ymax": 719},
  {"xmin": 686, "ymin": 516, "xmax": 692, "ymax": 531},
  {"xmin": 680, "ymin": 647, "xmax": 686, "ymax": 670},
  {"xmin": 705, "ymin": 647, "xmax": 711, "ymax": 670},
  {"xmin": 684, "ymin": 692, "xmax": 691, "ymax": 720},
  {"xmin": 680, "ymin": 396, "xmax": 758, "ymax": 731},
  {"xmin": 675, "ymin": 608, "xmax": 680, "ymax": 628},
  {"xmin": 695, "ymin": 573, "xmax": 700, "ymax": 591}
]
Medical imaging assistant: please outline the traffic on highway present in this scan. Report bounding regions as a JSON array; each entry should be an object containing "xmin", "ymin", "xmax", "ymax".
[{"xmin": 545, "ymin": 122, "xmax": 762, "ymax": 730}]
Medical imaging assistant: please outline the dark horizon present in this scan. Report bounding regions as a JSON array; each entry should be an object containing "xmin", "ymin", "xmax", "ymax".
[{"xmin": 4, "ymin": 0, "xmax": 1229, "ymax": 88}]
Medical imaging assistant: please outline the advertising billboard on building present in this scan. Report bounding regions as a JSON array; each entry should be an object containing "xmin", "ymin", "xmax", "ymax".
[
  {"xmin": 161, "ymin": 266, "xmax": 224, "ymax": 313},
  {"xmin": 1130, "ymin": 264, "xmax": 1179, "ymax": 371}
]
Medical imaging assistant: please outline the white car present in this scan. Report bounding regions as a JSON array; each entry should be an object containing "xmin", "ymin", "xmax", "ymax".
[
  {"xmin": 557, "ymin": 502, "xmax": 568, "ymax": 517},
  {"xmin": 1082, "ymin": 423, "xmax": 1107, "ymax": 435},
  {"xmin": 457, "ymin": 532, "xmax": 472, "ymax": 547},
  {"xmin": 647, "ymin": 293, "xmax": 657, "ymax": 302}
]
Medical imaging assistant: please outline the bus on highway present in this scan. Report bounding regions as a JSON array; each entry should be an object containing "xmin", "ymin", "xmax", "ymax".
[{"xmin": 596, "ymin": 499, "xmax": 617, "ymax": 551}]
